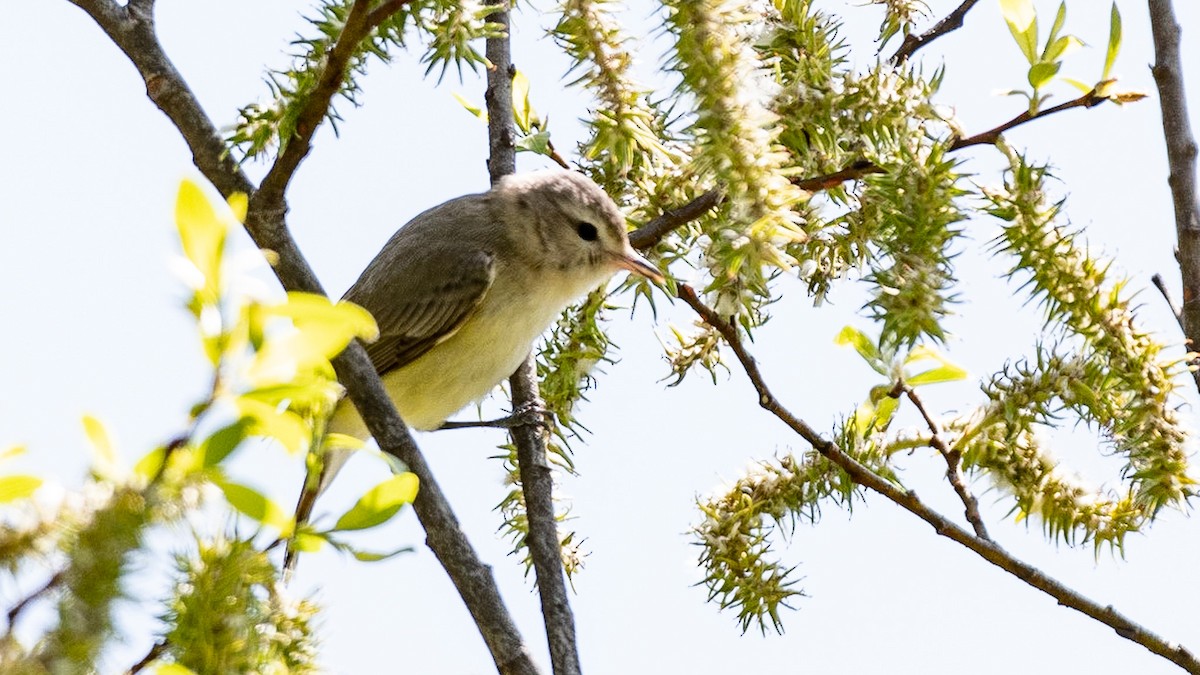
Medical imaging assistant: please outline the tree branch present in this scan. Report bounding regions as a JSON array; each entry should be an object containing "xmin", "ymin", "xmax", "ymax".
[
  {"xmin": 1152, "ymin": 272, "xmax": 1186, "ymax": 330},
  {"xmin": 65, "ymin": 2, "xmax": 540, "ymax": 672},
  {"xmin": 677, "ymin": 283, "xmax": 1200, "ymax": 673},
  {"xmin": 5, "ymin": 571, "xmax": 63, "ymax": 631},
  {"xmin": 254, "ymin": 0, "xmax": 415, "ymax": 210},
  {"xmin": 890, "ymin": 0, "xmax": 982, "ymax": 64},
  {"xmin": 486, "ymin": 2, "xmax": 582, "ymax": 673},
  {"xmin": 948, "ymin": 89, "xmax": 1110, "ymax": 150},
  {"xmin": 789, "ymin": 89, "xmax": 1112, "ymax": 192},
  {"xmin": 628, "ymin": 189, "xmax": 723, "ymax": 250},
  {"xmin": 1148, "ymin": 0, "xmax": 1200, "ymax": 394},
  {"xmin": 901, "ymin": 384, "xmax": 990, "ymax": 540}
]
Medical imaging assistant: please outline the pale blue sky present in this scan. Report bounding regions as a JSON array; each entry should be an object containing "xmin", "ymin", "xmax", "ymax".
[{"xmin": 3, "ymin": 1, "xmax": 1199, "ymax": 673}]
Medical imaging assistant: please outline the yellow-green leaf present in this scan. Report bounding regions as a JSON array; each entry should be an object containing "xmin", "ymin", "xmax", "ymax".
[
  {"xmin": 216, "ymin": 479, "xmax": 292, "ymax": 535},
  {"xmin": 293, "ymin": 531, "xmax": 328, "ymax": 553},
  {"xmin": 226, "ymin": 192, "xmax": 248, "ymax": 224},
  {"xmin": 0, "ymin": 475, "xmax": 42, "ymax": 503},
  {"xmin": 155, "ymin": 664, "xmax": 198, "ymax": 675},
  {"xmin": 237, "ymin": 397, "xmax": 312, "ymax": 455},
  {"xmin": 82, "ymin": 415, "xmax": 117, "ymax": 471},
  {"xmin": 0, "ymin": 445, "xmax": 26, "ymax": 463},
  {"xmin": 265, "ymin": 293, "xmax": 379, "ymax": 368},
  {"xmin": 874, "ymin": 396, "xmax": 899, "ymax": 430},
  {"xmin": 1103, "ymin": 2, "xmax": 1121, "ymax": 80},
  {"xmin": 1044, "ymin": 1, "xmax": 1066, "ymax": 49},
  {"xmin": 512, "ymin": 70, "xmax": 532, "ymax": 133},
  {"xmin": 1028, "ymin": 61, "xmax": 1060, "ymax": 90},
  {"xmin": 175, "ymin": 179, "xmax": 226, "ymax": 294},
  {"xmin": 1000, "ymin": 0, "xmax": 1038, "ymax": 64},
  {"xmin": 452, "ymin": 92, "xmax": 488, "ymax": 122},
  {"xmin": 835, "ymin": 326, "xmax": 879, "ymax": 364},
  {"xmin": 325, "ymin": 433, "xmax": 366, "ymax": 454},
  {"xmin": 907, "ymin": 364, "xmax": 969, "ymax": 386},
  {"xmin": 351, "ymin": 546, "xmax": 413, "ymax": 562},
  {"xmin": 133, "ymin": 447, "xmax": 166, "ymax": 482},
  {"xmin": 333, "ymin": 472, "xmax": 419, "ymax": 532},
  {"xmin": 1061, "ymin": 77, "xmax": 1093, "ymax": 94}
]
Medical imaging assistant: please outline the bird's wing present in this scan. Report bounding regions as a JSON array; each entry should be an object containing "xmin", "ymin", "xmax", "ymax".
[{"xmin": 347, "ymin": 246, "xmax": 496, "ymax": 377}]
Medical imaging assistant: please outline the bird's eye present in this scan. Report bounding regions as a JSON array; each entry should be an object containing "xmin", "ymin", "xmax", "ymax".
[{"xmin": 576, "ymin": 222, "xmax": 599, "ymax": 242}]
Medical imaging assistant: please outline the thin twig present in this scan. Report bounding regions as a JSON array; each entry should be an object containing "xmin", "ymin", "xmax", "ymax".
[
  {"xmin": 901, "ymin": 384, "xmax": 990, "ymax": 540},
  {"xmin": 5, "ymin": 571, "xmax": 64, "ymax": 629},
  {"xmin": 486, "ymin": 2, "xmax": 582, "ymax": 673},
  {"xmin": 254, "ymin": 0, "xmax": 415, "ymax": 209},
  {"xmin": 890, "ymin": 0, "xmax": 982, "ymax": 64},
  {"xmin": 126, "ymin": 640, "xmax": 166, "ymax": 674},
  {"xmin": 677, "ymin": 283, "xmax": 1200, "ymax": 674},
  {"xmin": 791, "ymin": 89, "xmax": 1112, "ymax": 192},
  {"xmin": 628, "ymin": 189, "xmax": 723, "ymax": 250},
  {"xmin": 545, "ymin": 138, "xmax": 572, "ymax": 170},
  {"xmin": 1152, "ymin": 272, "xmax": 1185, "ymax": 330},
  {"xmin": 65, "ymin": 2, "xmax": 540, "ymax": 672},
  {"xmin": 949, "ymin": 89, "xmax": 1109, "ymax": 150},
  {"xmin": 1148, "ymin": 0, "xmax": 1200, "ymax": 394}
]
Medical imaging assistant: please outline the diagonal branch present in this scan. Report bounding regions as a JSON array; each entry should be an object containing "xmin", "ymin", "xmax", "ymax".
[
  {"xmin": 890, "ymin": 0, "xmax": 982, "ymax": 64},
  {"xmin": 791, "ymin": 89, "xmax": 1112, "ymax": 192},
  {"xmin": 1147, "ymin": 0, "xmax": 1200, "ymax": 393},
  {"xmin": 486, "ymin": 2, "xmax": 582, "ymax": 673},
  {"xmin": 677, "ymin": 283, "xmax": 1200, "ymax": 673},
  {"xmin": 901, "ymin": 384, "xmax": 990, "ymax": 540},
  {"xmin": 629, "ymin": 189, "xmax": 723, "ymax": 250},
  {"xmin": 65, "ymin": 2, "xmax": 540, "ymax": 673},
  {"xmin": 254, "ymin": 0, "xmax": 416, "ymax": 209}
]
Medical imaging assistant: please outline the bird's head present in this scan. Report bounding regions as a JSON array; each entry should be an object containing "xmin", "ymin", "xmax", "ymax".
[{"xmin": 494, "ymin": 170, "xmax": 663, "ymax": 284}]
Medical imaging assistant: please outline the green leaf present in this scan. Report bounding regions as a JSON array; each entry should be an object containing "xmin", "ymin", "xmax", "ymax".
[
  {"xmin": 1103, "ymin": 3, "xmax": 1122, "ymax": 80},
  {"xmin": 1028, "ymin": 61, "xmax": 1061, "ymax": 90},
  {"xmin": 874, "ymin": 396, "xmax": 899, "ymax": 430},
  {"xmin": 0, "ymin": 475, "xmax": 42, "ymax": 503},
  {"xmin": 834, "ymin": 326, "xmax": 880, "ymax": 365},
  {"xmin": 198, "ymin": 418, "xmax": 252, "ymax": 467},
  {"xmin": 515, "ymin": 131, "xmax": 552, "ymax": 156},
  {"xmin": 216, "ymin": 479, "xmax": 292, "ymax": 534},
  {"xmin": 332, "ymin": 472, "xmax": 420, "ymax": 532},
  {"xmin": 1000, "ymin": 0, "xmax": 1039, "ymax": 64},
  {"xmin": 350, "ymin": 546, "xmax": 414, "ymax": 562},
  {"xmin": 907, "ymin": 364, "xmax": 969, "ymax": 386},
  {"xmin": 452, "ymin": 92, "xmax": 488, "ymax": 122}
]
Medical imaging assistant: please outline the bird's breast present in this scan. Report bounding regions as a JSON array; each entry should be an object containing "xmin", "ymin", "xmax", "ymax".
[{"xmin": 376, "ymin": 263, "xmax": 611, "ymax": 430}]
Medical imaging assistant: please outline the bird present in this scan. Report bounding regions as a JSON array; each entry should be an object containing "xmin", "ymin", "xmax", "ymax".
[{"xmin": 286, "ymin": 169, "xmax": 663, "ymax": 569}]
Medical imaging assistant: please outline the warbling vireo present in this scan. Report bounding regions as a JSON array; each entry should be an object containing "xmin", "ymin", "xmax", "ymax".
[{"xmin": 289, "ymin": 169, "xmax": 662, "ymax": 548}]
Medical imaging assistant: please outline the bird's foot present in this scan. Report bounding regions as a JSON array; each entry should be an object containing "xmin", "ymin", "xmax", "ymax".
[{"xmin": 437, "ymin": 402, "xmax": 554, "ymax": 431}]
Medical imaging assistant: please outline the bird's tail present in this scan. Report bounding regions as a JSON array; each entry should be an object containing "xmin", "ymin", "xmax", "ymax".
[{"xmin": 283, "ymin": 402, "xmax": 361, "ymax": 577}]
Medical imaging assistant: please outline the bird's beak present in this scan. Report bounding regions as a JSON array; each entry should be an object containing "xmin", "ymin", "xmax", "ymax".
[{"xmin": 613, "ymin": 247, "xmax": 665, "ymax": 284}]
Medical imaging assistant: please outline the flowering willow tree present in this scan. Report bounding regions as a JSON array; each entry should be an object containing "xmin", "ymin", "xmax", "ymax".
[{"xmin": 2, "ymin": 0, "xmax": 1198, "ymax": 673}]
